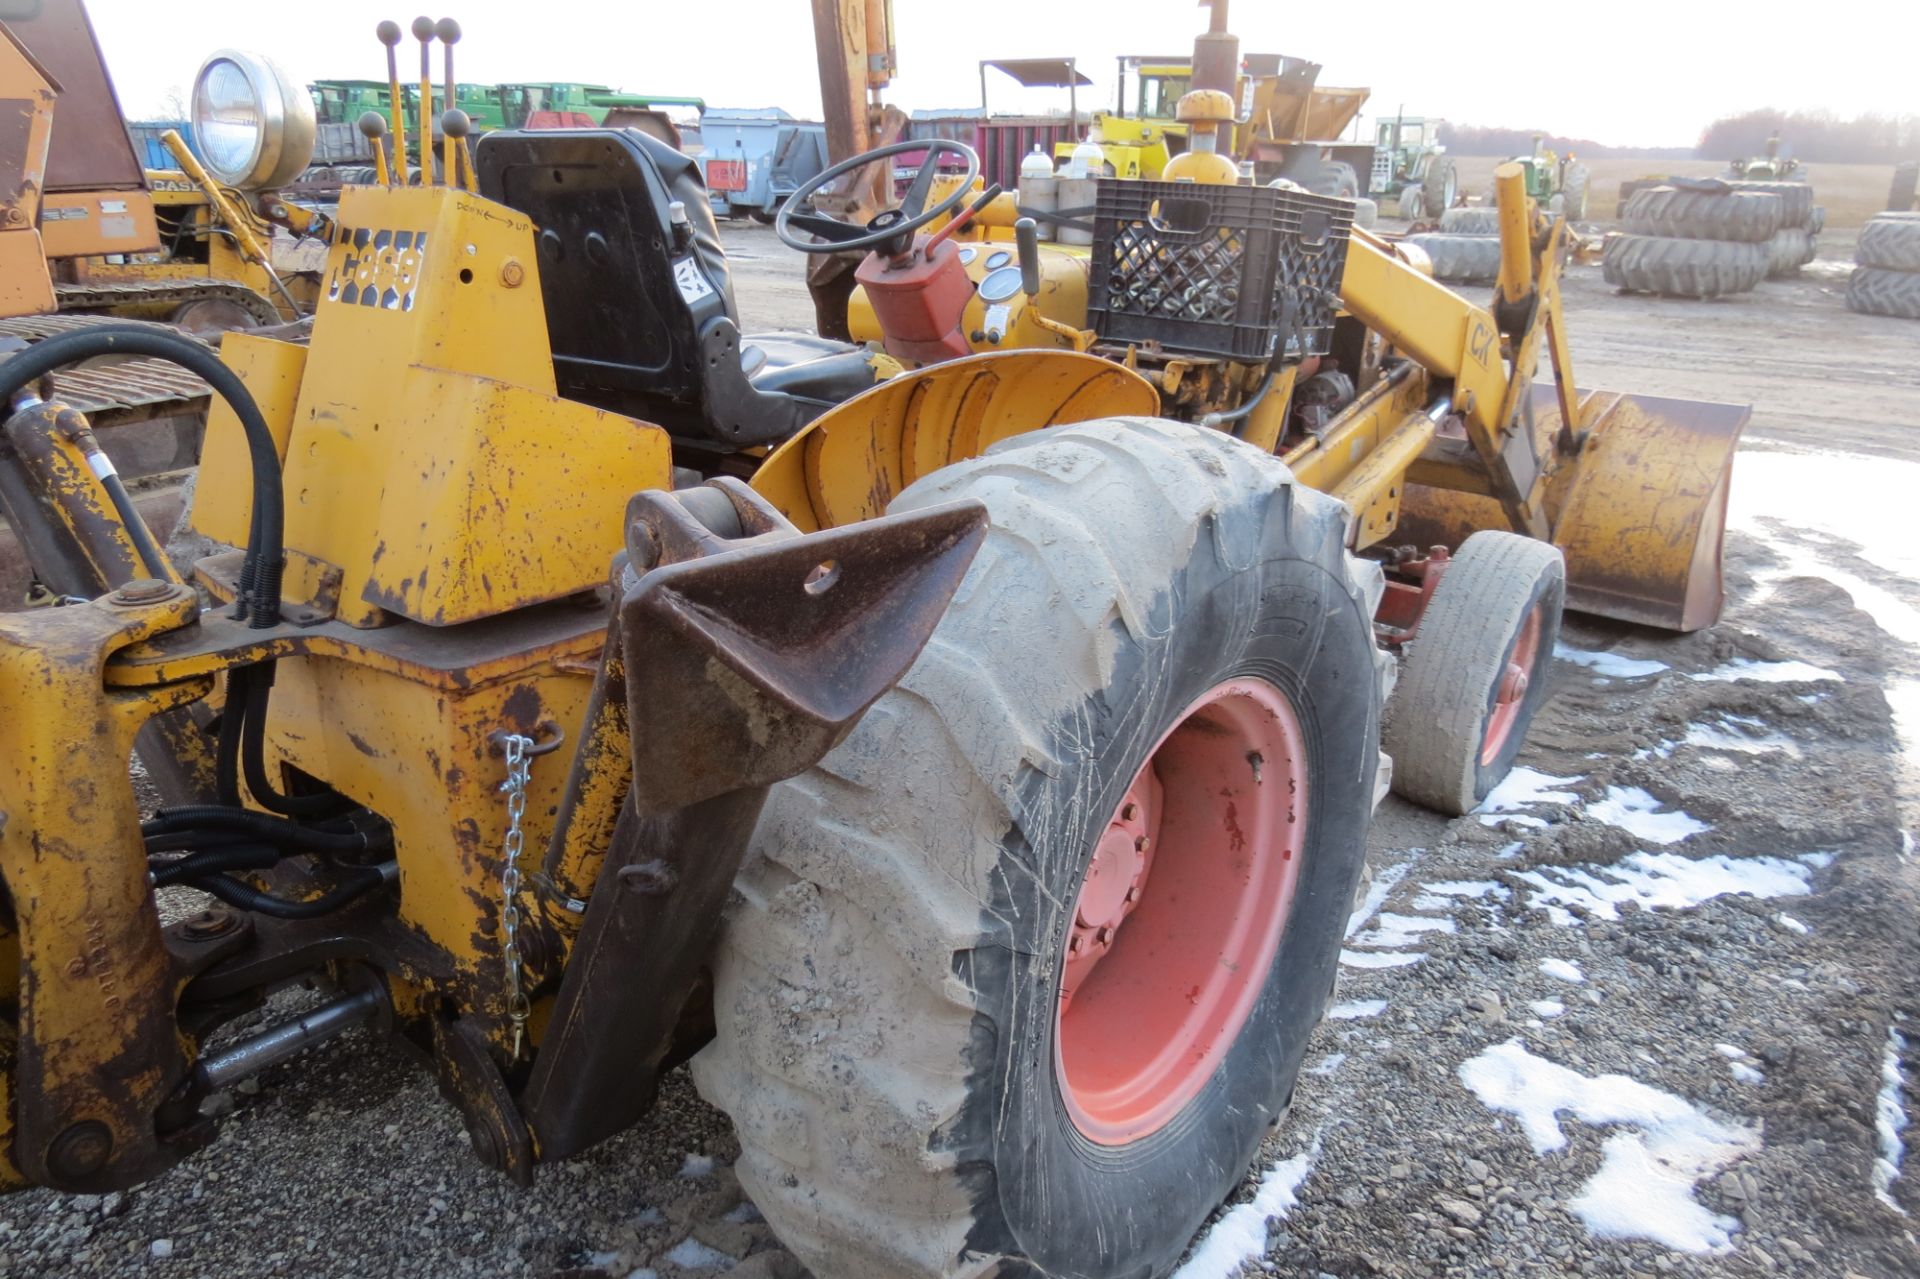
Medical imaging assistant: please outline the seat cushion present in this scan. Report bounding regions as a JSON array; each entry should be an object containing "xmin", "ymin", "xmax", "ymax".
[{"xmin": 740, "ymin": 331, "xmax": 876, "ymax": 409}]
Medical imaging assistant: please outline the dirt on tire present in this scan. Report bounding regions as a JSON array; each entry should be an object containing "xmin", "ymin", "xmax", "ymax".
[{"xmin": 1623, "ymin": 187, "xmax": 1783, "ymax": 243}]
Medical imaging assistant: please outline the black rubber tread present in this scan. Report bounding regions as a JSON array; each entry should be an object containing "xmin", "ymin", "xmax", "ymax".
[
  {"xmin": 1405, "ymin": 232, "xmax": 1502, "ymax": 284},
  {"xmin": 1765, "ymin": 228, "xmax": 1817, "ymax": 277},
  {"xmin": 1381, "ymin": 531, "xmax": 1566, "ymax": 815},
  {"xmin": 1721, "ymin": 179, "xmax": 1815, "ymax": 228},
  {"xmin": 1603, "ymin": 234, "xmax": 1768, "ymax": 299},
  {"xmin": 1440, "ymin": 206, "xmax": 1502, "ymax": 235},
  {"xmin": 1562, "ymin": 163, "xmax": 1590, "ymax": 220},
  {"xmin": 1845, "ymin": 266, "xmax": 1920, "ymax": 320},
  {"xmin": 1351, "ymin": 196, "xmax": 1379, "ymax": 230},
  {"xmin": 1809, "ymin": 206, "xmax": 1826, "ymax": 235},
  {"xmin": 1622, "ymin": 186, "xmax": 1783, "ymax": 243},
  {"xmin": 1313, "ymin": 160, "xmax": 1360, "ymax": 199},
  {"xmin": 1422, "ymin": 154, "xmax": 1457, "ymax": 218},
  {"xmin": 1857, "ymin": 215, "xmax": 1920, "ymax": 273},
  {"xmin": 691, "ymin": 417, "xmax": 1386, "ymax": 1279}
]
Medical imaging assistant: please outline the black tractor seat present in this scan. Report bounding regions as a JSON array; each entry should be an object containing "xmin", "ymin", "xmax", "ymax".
[{"xmin": 474, "ymin": 128, "xmax": 874, "ymax": 448}]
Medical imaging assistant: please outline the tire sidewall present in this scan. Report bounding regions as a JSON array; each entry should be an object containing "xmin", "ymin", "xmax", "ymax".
[
  {"xmin": 1467, "ymin": 561, "xmax": 1566, "ymax": 804},
  {"xmin": 952, "ymin": 499, "xmax": 1379, "ymax": 1279}
]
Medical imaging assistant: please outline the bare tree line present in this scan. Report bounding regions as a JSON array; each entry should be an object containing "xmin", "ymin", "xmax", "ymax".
[{"xmin": 1437, "ymin": 112, "xmax": 1918, "ymax": 164}]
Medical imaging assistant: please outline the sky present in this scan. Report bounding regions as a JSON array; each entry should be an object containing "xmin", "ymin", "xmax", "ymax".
[{"xmin": 86, "ymin": 0, "xmax": 1913, "ymax": 150}]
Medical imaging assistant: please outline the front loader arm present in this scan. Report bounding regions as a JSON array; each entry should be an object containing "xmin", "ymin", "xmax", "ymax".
[{"xmin": 1336, "ymin": 162, "xmax": 1578, "ymax": 541}]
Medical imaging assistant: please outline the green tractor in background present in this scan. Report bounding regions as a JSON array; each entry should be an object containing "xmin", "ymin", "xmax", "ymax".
[
  {"xmin": 1725, "ymin": 134, "xmax": 1804, "ymax": 182},
  {"xmin": 1371, "ymin": 114, "xmax": 1457, "ymax": 218},
  {"xmin": 1503, "ymin": 134, "xmax": 1589, "ymax": 220}
]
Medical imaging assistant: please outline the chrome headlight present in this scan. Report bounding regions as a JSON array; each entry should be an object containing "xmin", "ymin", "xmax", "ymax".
[{"xmin": 190, "ymin": 49, "xmax": 315, "ymax": 190}]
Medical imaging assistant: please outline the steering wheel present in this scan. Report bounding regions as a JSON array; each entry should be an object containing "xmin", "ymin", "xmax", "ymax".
[{"xmin": 775, "ymin": 138, "xmax": 981, "ymax": 255}]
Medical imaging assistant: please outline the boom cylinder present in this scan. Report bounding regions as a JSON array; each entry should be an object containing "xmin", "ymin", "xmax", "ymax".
[{"xmin": 1494, "ymin": 161, "xmax": 1533, "ymax": 301}]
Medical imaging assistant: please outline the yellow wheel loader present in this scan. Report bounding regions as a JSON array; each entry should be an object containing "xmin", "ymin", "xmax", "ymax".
[{"xmin": 0, "ymin": 15, "xmax": 1743, "ymax": 1279}]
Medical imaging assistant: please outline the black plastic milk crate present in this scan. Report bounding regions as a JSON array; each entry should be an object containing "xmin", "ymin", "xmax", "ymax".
[{"xmin": 1086, "ymin": 179, "xmax": 1353, "ymax": 362}]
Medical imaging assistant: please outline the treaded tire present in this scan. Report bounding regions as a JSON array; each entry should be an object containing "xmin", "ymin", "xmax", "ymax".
[
  {"xmin": 1422, "ymin": 154, "xmax": 1457, "ymax": 218},
  {"xmin": 1382, "ymin": 531, "xmax": 1565, "ymax": 815},
  {"xmin": 1857, "ymin": 215, "xmax": 1920, "ymax": 272},
  {"xmin": 1765, "ymin": 228, "xmax": 1816, "ymax": 277},
  {"xmin": 692, "ymin": 418, "xmax": 1386, "ymax": 1279},
  {"xmin": 1405, "ymin": 232, "xmax": 1502, "ymax": 284},
  {"xmin": 1623, "ymin": 186, "xmax": 1782, "ymax": 242},
  {"xmin": 1440, "ymin": 206, "xmax": 1501, "ymax": 235},
  {"xmin": 1722, "ymin": 179, "xmax": 1814, "ymax": 228},
  {"xmin": 1809, "ymin": 206, "xmax": 1826, "ymax": 235},
  {"xmin": 1845, "ymin": 267, "xmax": 1920, "ymax": 320},
  {"xmin": 1312, "ymin": 160, "xmax": 1360, "ymax": 199},
  {"xmin": 1563, "ymin": 163, "xmax": 1591, "ymax": 220},
  {"xmin": 1603, "ymin": 234, "xmax": 1767, "ymax": 299},
  {"xmin": 1351, "ymin": 196, "xmax": 1379, "ymax": 230}
]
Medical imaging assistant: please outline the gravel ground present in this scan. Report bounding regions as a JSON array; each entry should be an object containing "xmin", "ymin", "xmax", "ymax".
[{"xmin": 5, "ymin": 231, "xmax": 1918, "ymax": 1279}]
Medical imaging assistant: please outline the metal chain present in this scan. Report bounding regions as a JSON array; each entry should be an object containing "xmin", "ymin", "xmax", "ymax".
[{"xmin": 498, "ymin": 732, "xmax": 534, "ymax": 1060}]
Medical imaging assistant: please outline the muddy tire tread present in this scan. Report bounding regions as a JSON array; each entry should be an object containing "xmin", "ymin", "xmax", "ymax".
[
  {"xmin": 1622, "ymin": 187, "xmax": 1783, "ymax": 242},
  {"xmin": 1603, "ymin": 234, "xmax": 1768, "ymax": 298}
]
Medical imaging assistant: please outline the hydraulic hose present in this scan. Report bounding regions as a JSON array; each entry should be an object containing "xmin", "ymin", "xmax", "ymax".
[
  {"xmin": 143, "ymin": 806, "xmax": 377, "ymax": 848},
  {"xmin": 0, "ymin": 325, "xmax": 287, "ymax": 624},
  {"xmin": 239, "ymin": 663, "xmax": 358, "ymax": 819},
  {"xmin": 97, "ymin": 469, "xmax": 171, "ymax": 581},
  {"xmin": 193, "ymin": 863, "xmax": 393, "ymax": 920},
  {"xmin": 150, "ymin": 843, "xmax": 281, "ymax": 888}
]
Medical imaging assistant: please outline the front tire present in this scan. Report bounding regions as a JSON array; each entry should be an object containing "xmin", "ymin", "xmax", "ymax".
[
  {"xmin": 1382, "ymin": 531, "xmax": 1564, "ymax": 815},
  {"xmin": 693, "ymin": 419, "xmax": 1386, "ymax": 1279}
]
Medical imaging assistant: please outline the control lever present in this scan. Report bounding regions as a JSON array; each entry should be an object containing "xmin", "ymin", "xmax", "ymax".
[
  {"xmin": 924, "ymin": 184, "xmax": 1004, "ymax": 253},
  {"xmin": 1015, "ymin": 216, "xmax": 1042, "ymax": 297}
]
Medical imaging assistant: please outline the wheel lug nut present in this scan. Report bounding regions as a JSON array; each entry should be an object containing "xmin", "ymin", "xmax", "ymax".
[
  {"xmin": 1134, "ymin": 835, "xmax": 1151, "ymax": 853},
  {"xmin": 1121, "ymin": 802, "xmax": 1139, "ymax": 821}
]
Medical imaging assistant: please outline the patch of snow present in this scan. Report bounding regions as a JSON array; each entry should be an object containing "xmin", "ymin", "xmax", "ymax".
[
  {"xmin": 1340, "ymin": 949, "xmax": 1425, "ymax": 969},
  {"xmin": 1801, "ymin": 851, "xmax": 1835, "ymax": 870},
  {"xmin": 1172, "ymin": 1140, "xmax": 1317, "ymax": 1279},
  {"xmin": 1712, "ymin": 1044, "xmax": 1744, "ymax": 1060},
  {"xmin": 1350, "ymin": 911, "xmax": 1457, "ymax": 949},
  {"xmin": 1306, "ymin": 1054, "xmax": 1347, "ymax": 1077},
  {"xmin": 1517, "ymin": 851, "xmax": 1811, "ymax": 925},
  {"xmin": 1555, "ymin": 643, "xmax": 1668, "ymax": 679},
  {"xmin": 1876, "ymin": 1027, "xmax": 1911, "ymax": 1214},
  {"xmin": 1495, "ymin": 841, "xmax": 1524, "ymax": 859},
  {"xmin": 722, "ymin": 1202, "xmax": 762, "ymax": 1224},
  {"xmin": 1459, "ymin": 1040, "xmax": 1758, "ymax": 1253},
  {"xmin": 679, "ymin": 1152, "xmax": 715, "ymax": 1179},
  {"xmin": 1774, "ymin": 912, "xmax": 1809, "ymax": 935},
  {"xmin": 1682, "ymin": 721, "xmax": 1802, "ymax": 759},
  {"xmin": 625, "ymin": 1270, "xmax": 659, "ymax": 1279},
  {"xmin": 664, "ymin": 1238, "xmax": 736, "ymax": 1270},
  {"xmin": 1481, "ymin": 813, "xmax": 1550, "ymax": 830},
  {"xmin": 1689, "ymin": 657, "xmax": 1841, "ymax": 684},
  {"xmin": 1327, "ymin": 999, "xmax": 1388, "ymax": 1020},
  {"xmin": 1540, "ymin": 958, "xmax": 1585, "ymax": 984},
  {"xmin": 585, "ymin": 1252, "xmax": 622, "ymax": 1269},
  {"xmin": 1530, "ymin": 999, "xmax": 1565, "ymax": 1019},
  {"xmin": 1585, "ymin": 786, "xmax": 1710, "ymax": 845},
  {"xmin": 1476, "ymin": 767, "xmax": 1581, "ymax": 813},
  {"xmin": 1729, "ymin": 1062, "xmax": 1765, "ymax": 1085},
  {"xmin": 1345, "ymin": 860, "xmax": 1414, "ymax": 939}
]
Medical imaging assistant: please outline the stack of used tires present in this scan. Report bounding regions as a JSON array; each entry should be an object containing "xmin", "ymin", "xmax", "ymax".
[
  {"xmin": 1846, "ymin": 213, "xmax": 1920, "ymax": 319},
  {"xmin": 1723, "ymin": 179, "xmax": 1823, "ymax": 277},
  {"xmin": 1605, "ymin": 182, "xmax": 1781, "ymax": 299},
  {"xmin": 1404, "ymin": 205, "xmax": 1503, "ymax": 285}
]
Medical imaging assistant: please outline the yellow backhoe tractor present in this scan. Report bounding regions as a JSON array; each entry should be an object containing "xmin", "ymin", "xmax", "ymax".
[{"xmin": 0, "ymin": 13, "xmax": 1745, "ymax": 1279}]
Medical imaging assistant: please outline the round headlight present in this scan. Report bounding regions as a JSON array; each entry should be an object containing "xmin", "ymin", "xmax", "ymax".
[{"xmin": 190, "ymin": 49, "xmax": 315, "ymax": 190}]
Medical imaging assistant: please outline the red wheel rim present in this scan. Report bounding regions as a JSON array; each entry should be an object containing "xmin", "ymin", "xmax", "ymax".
[
  {"xmin": 1481, "ymin": 604, "xmax": 1544, "ymax": 765},
  {"xmin": 1054, "ymin": 678, "xmax": 1309, "ymax": 1146}
]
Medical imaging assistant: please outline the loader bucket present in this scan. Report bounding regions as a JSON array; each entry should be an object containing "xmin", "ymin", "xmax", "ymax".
[
  {"xmin": 1397, "ymin": 385, "xmax": 1748, "ymax": 632},
  {"xmin": 751, "ymin": 350, "xmax": 1159, "ymax": 531}
]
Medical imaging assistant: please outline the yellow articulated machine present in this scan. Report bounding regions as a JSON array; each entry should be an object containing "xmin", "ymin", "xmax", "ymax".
[{"xmin": 0, "ymin": 13, "xmax": 1744, "ymax": 1279}]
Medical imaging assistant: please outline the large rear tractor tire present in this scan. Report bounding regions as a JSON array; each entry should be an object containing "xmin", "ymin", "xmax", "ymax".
[
  {"xmin": 1603, "ymin": 234, "xmax": 1768, "ymax": 299},
  {"xmin": 1440, "ymin": 206, "xmax": 1501, "ymax": 235},
  {"xmin": 1857, "ymin": 215, "xmax": 1920, "ymax": 272},
  {"xmin": 1563, "ymin": 163, "xmax": 1591, "ymax": 220},
  {"xmin": 1765, "ymin": 227, "xmax": 1817, "ymax": 277},
  {"xmin": 1622, "ymin": 187, "xmax": 1783, "ymax": 243},
  {"xmin": 1406, "ymin": 232, "xmax": 1503, "ymax": 284},
  {"xmin": 1382, "ymin": 531, "xmax": 1565, "ymax": 815},
  {"xmin": 1722, "ymin": 179, "xmax": 1815, "ymax": 228},
  {"xmin": 1845, "ymin": 267, "xmax": 1920, "ymax": 320},
  {"xmin": 1422, "ymin": 154, "xmax": 1458, "ymax": 218},
  {"xmin": 1315, "ymin": 160, "xmax": 1361, "ymax": 200},
  {"xmin": 693, "ymin": 419, "xmax": 1386, "ymax": 1279}
]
